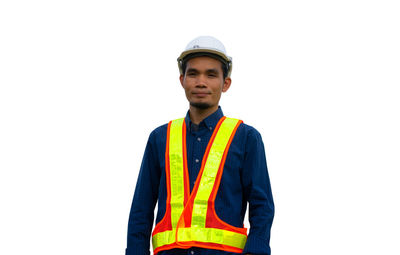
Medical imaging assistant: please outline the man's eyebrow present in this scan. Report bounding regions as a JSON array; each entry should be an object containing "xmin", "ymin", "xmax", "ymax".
[
  {"xmin": 186, "ymin": 68, "xmax": 199, "ymax": 73},
  {"xmin": 206, "ymin": 68, "xmax": 219, "ymax": 73},
  {"xmin": 186, "ymin": 68, "xmax": 220, "ymax": 74}
]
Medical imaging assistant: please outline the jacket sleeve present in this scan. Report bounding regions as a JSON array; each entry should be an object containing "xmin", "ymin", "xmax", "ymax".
[
  {"xmin": 126, "ymin": 131, "xmax": 161, "ymax": 255},
  {"xmin": 241, "ymin": 128, "xmax": 274, "ymax": 255}
]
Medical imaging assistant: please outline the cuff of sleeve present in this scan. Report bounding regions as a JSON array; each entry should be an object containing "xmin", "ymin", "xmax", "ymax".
[
  {"xmin": 125, "ymin": 247, "xmax": 150, "ymax": 255},
  {"xmin": 242, "ymin": 235, "xmax": 271, "ymax": 255}
]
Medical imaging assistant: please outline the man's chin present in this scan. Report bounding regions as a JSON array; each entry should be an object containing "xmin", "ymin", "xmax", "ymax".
[{"xmin": 190, "ymin": 102, "xmax": 212, "ymax": 110}]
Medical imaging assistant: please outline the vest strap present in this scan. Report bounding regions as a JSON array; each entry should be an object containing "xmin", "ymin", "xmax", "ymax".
[
  {"xmin": 153, "ymin": 227, "xmax": 247, "ymax": 251},
  {"xmin": 168, "ymin": 118, "xmax": 186, "ymax": 227},
  {"xmin": 192, "ymin": 117, "xmax": 241, "ymax": 228}
]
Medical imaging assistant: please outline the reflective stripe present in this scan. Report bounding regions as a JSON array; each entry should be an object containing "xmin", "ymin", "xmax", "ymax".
[
  {"xmin": 192, "ymin": 118, "xmax": 240, "ymax": 228},
  {"xmin": 178, "ymin": 227, "xmax": 247, "ymax": 249},
  {"xmin": 152, "ymin": 230, "xmax": 175, "ymax": 248},
  {"xmin": 169, "ymin": 118, "xmax": 185, "ymax": 228},
  {"xmin": 153, "ymin": 227, "xmax": 247, "ymax": 250}
]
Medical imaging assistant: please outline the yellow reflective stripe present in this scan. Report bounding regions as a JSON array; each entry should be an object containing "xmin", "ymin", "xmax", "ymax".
[
  {"xmin": 192, "ymin": 118, "xmax": 240, "ymax": 228},
  {"xmin": 153, "ymin": 227, "xmax": 247, "ymax": 250},
  {"xmin": 152, "ymin": 230, "xmax": 175, "ymax": 249},
  {"xmin": 178, "ymin": 227, "xmax": 247, "ymax": 249},
  {"xmin": 169, "ymin": 118, "xmax": 185, "ymax": 228}
]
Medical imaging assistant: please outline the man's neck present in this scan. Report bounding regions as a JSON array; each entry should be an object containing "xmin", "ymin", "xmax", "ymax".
[{"xmin": 189, "ymin": 105, "xmax": 218, "ymax": 125}]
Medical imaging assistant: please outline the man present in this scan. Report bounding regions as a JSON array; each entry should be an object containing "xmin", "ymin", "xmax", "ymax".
[{"xmin": 126, "ymin": 36, "xmax": 274, "ymax": 255}]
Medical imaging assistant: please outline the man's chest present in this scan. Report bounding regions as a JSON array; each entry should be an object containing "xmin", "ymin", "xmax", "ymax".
[{"xmin": 156, "ymin": 129, "xmax": 245, "ymax": 193}]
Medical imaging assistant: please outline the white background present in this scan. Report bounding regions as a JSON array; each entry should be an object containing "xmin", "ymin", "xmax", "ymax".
[{"xmin": 1, "ymin": 0, "xmax": 399, "ymax": 254}]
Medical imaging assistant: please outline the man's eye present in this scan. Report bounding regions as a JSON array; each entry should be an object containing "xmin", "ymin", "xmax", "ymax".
[{"xmin": 208, "ymin": 73, "xmax": 217, "ymax": 77}]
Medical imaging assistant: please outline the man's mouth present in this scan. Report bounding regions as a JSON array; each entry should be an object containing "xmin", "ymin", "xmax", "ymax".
[{"xmin": 193, "ymin": 92, "xmax": 211, "ymax": 97}]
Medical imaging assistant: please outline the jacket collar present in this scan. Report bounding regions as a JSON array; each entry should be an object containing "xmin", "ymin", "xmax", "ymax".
[{"xmin": 184, "ymin": 106, "xmax": 224, "ymax": 132}]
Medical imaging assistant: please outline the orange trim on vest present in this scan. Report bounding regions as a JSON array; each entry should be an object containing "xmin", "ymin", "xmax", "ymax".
[
  {"xmin": 179, "ymin": 116, "xmax": 226, "ymax": 229},
  {"xmin": 153, "ymin": 120, "xmax": 190, "ymax": 235},
  {"xmin": 152, "ymin": 121, "xmax": 173, "ymax": 234},
  {"xmin": 181, "ymin": 121, "xmax": 190, "ymax": 206},
  {"xmin": 206, "ymin": 119, "xmax": 245, "ymax": 233}
]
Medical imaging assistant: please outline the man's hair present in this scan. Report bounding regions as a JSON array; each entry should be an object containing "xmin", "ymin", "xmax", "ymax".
[{"xmin": 181, "ymin": 53, "xmax": 229, "ymax": 79}]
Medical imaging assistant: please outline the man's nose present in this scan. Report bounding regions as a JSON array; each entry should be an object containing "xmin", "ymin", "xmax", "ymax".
[{"xmin": 195, "ymin": 74, "xmax": 207, "ymax": 87}]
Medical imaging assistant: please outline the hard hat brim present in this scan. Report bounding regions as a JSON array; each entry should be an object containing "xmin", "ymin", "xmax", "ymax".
[
  {"xmin": 177, "ymin": 48, "xmax": 231, "ymax": 63},
  {"xmin": 177, "ymin": 48, "xmax": 232, "ymax": 77}
]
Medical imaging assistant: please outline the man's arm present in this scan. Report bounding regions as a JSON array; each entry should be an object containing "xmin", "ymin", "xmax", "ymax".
[
  {"xmin": 241, "ymin": 128, "xmax": 275, "ymax": 255},
  {"xmin": 126, "ymin": 132, "xmax": 161, "ymax": 255}
]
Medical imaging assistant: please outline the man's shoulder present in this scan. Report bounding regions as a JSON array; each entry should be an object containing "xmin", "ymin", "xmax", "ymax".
[
  {"xmin": 149, "ymin": 122, "xmax": 169, "ymax": 139},
  {"xmin": 148, "ymin": 116, "xmax": 187, "ymax": 139},
  {"xmin": 235, "ymin": 119, "xmax": 261, "ymax": 135},
  {"xmin": 234, "ymin": 120, "xmax": 264, "ymax": 145}
]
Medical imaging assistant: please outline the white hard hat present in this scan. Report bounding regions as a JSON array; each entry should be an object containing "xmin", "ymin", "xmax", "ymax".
[{"xmin": 177, "ymin": 36, "xmax": 232, "ymax": 77}]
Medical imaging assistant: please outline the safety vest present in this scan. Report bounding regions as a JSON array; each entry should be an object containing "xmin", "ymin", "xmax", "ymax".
[{"xmin": 151, "ymin": 116, "xmax": 248, "ymax": 254}]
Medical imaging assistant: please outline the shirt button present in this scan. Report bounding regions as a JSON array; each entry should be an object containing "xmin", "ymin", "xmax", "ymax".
[
  {"xmin": 197, "ymin": 137, "xmax": 201, "ymax": 142},
  {"xmin": 190, "ymin": 251, "xmax": 195, "ymax": 255},
  {"xmin": 209, "ymin": 127, "xmax": 212, "ymax": 130},
  {"xmin": 195, "ymin": 159, "xmax": 199, "ymax": 163}
]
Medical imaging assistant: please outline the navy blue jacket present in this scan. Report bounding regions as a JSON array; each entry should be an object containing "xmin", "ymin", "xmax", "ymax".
[{"xmin": 126, "ymin": 107, "xmax": 274, "ymax": 255}]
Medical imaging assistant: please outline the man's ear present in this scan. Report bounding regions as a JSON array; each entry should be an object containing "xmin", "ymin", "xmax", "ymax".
[
  {"xmin": 179, "ymin": 74, "xmax": 184, "ymax": 87},
  {"xmin": 222, "ymin": 77, "xmax": 231, "ymax": 92}
]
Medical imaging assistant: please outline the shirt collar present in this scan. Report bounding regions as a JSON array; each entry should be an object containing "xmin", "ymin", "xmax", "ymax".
[{"xmin": 185, "ymin": 106, "xmax": 224, "ymax": 132}]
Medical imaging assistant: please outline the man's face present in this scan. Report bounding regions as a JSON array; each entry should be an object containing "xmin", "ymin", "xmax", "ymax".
[{"xmin": 180, "ymin": 56, "xmax": 231, "ymax": 110}]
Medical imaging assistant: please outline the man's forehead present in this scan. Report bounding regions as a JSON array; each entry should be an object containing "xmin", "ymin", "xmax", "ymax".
[
  {"xmin": 186, "ymin": 67, "xmax": 220, "ymax": 74},
  {"xmin": 186, "ymin": 56, "xmax": 223, "ymax": 68}
]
